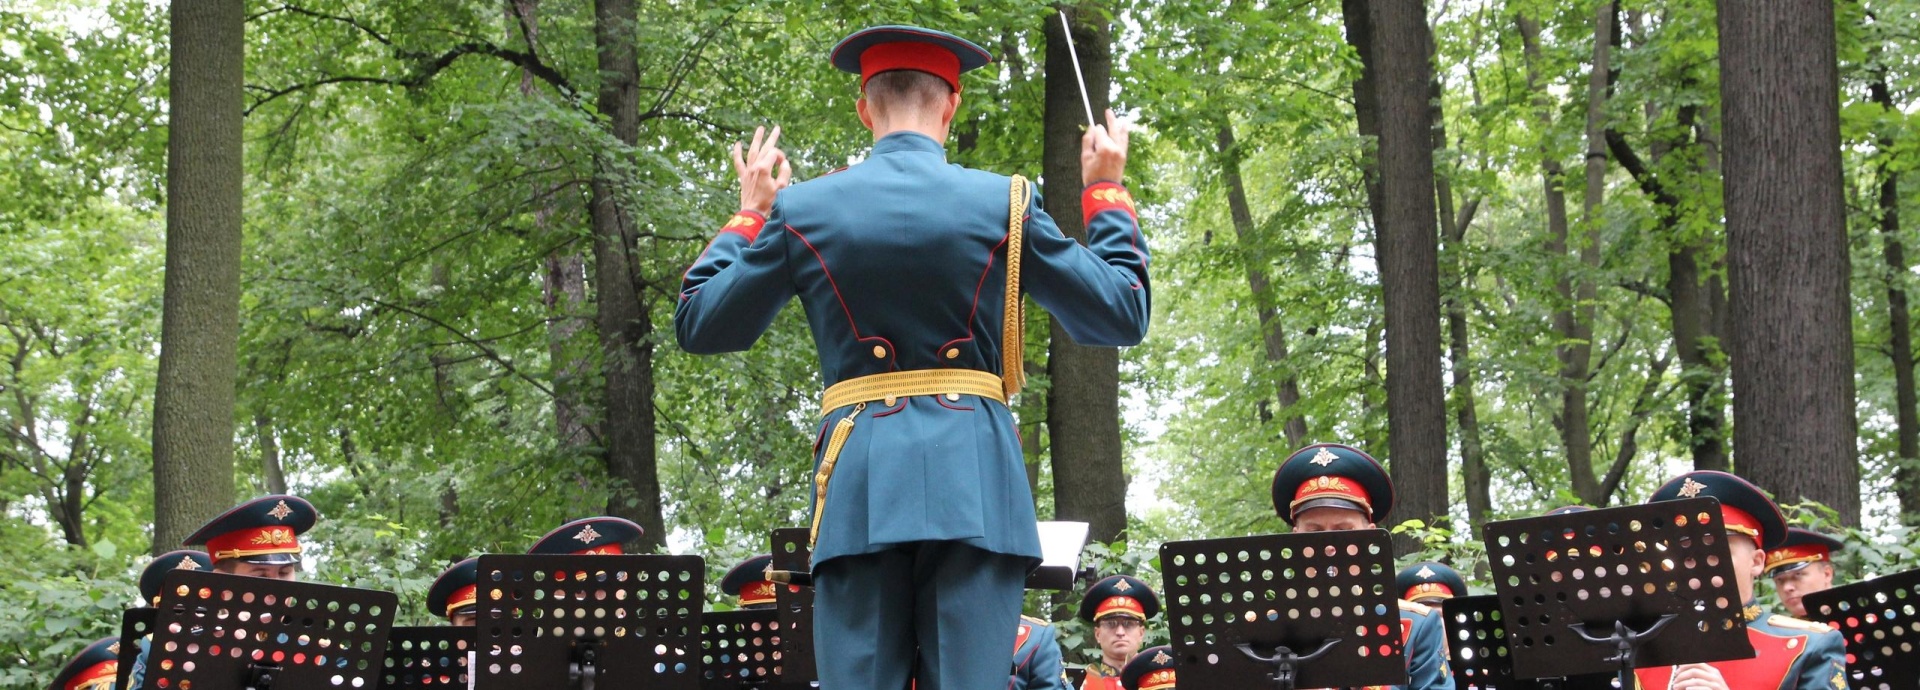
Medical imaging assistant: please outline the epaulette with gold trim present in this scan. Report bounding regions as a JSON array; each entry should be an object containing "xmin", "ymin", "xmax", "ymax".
[
  {"xmin": 1021, "ymin": 614, "xmax": 1052, "ymax": 627},
  {"xmin": 1766, "ymin": 613, "xmax": 1836, "ymax": 634},
  {"xmin": 1398, "ymin": 599, "xmax": 1435, "ymax": 616}
]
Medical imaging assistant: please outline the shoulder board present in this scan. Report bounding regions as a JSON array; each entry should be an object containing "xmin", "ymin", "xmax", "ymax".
[
  {"xmin": 1766, "ymin": 614, "xmax": 1834, "ymax": 634},
  {"xmin": 1398, "ymin": 599, "xmax": 1434, "ymax": 616},
  {"xmin": 1021, "ymin": 615, "xmax": 1052, "ymax": 627}
]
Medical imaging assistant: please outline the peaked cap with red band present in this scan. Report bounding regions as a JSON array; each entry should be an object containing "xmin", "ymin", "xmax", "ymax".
[
  {"xmin": 529, "ymin": 516, "xmax": 644, "ymax": 555},
  {"xmin": 1120, "ymin": 645, "xmax": 1178, "ymax": 690},
  {"xmin": 1646, "ymin": 470, "xmax": 1788, "ymax": 550},
  {"xmin": 830, "ymin": 25, "xmax": 993, "ymax": 93},
  {"xmin": 140, "ymin": 550, "xmax": 214, "ymax": 606},
  {"xmin": 50, "ymin": 637, "xmax": 120, "ymax": 690},
  {"xmin": 720, "ymin": 554, "xmax": 781, "ymax": 609},
  {"xmin": 183, "ymin": 494, "xmax": 316, "ymax": 566},
  {"xmin": 1765, "ymin": 527, "xmax": 1844, "ymax": 578},
  {"xmin": 1395, "ymin": 561, "xmax": 1468, "ymax": 604},
  {"xmin": 1271, "ymin": 443, "xmax": 1395, "ymax": 525},
  {"xmin": 428, "ymin": 557, "xmax": 480, "ymax": 620},
  {"xmin": 1078, "ymin": 574, "xmax": 1161, "ymax": 623}
]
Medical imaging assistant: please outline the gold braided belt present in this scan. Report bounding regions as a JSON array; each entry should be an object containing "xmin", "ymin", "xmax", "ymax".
[{"xmin": 819, "ymin": 369, "xmax": 1008, "ymax": 414}]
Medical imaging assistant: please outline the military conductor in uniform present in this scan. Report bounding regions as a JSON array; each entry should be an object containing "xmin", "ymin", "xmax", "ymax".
[{"xmin": 675, "ymin": 23, "xmax": 1150, "ymax": 690}]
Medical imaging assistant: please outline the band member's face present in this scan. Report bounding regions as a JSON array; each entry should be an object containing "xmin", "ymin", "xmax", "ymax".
[
  {"xmin": 1292, "ymin": 507, "xmax": 1373, "ymax": 533},
  {"xmin": 1771, "ymin": 563, "xmax": 1835, "ymax": 618},
  {"xmin": 1094, "ymin": 615, "xmax": 1144, "ymax": 660},
  {"xmin": 217, "ymin": 561, "xmax": 299, "ymax": 581},
  {"xmin": 1728, "ymin": 535, "xmax": 1764, "ymax": 602},
  {"xmin": 451, "ymin": 611, "xmax": 478, "ymax": 627}
]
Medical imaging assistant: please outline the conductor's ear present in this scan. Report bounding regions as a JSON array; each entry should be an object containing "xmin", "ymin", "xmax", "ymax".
[
  {"xmin": 943, "ymin": 90, "xmax": 960, "ymax": 125},
  {"xmin": 857, "ymin": 97, "xmax": 875, "ymax": 131}
]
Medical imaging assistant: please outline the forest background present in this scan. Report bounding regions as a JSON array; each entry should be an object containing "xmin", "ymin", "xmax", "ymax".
[{"xmin": 5, "ymin": 0, "xmax": 1917, "ymax": 683}]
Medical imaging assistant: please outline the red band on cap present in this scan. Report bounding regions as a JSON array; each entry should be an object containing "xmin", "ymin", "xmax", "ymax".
[
  {"xmin": 205, "ymin": 525, "xmax": 301, "ymax": 563},
  {"xmin": 1766, "ymin": 544, "xmax": 1831, "ymax": 574},
  {"xmin": 447, "ymin": 584, "xmax": 478, "ymax": 617},
  {"xmin": 740, "ymin": 580, "xmax": 779, "ymax": 607},
  {"xmin": 860, "ymin": 42, "xmax": 962, "ymax": 92},
  {"xmin": 1082, "ymin": 182, "xmax": 1138, "ymax": 223},
  {"xmin": 1404, "ymin": 582, "xmax": 1455, "ymax": 602},
  {"xmin": 1096, "ymin": 595, "xmax": 1147, "ymax": 621},
  {"xmin": 66, "ymin": 661, "xmax": 118, "ymax": 690},
  {"xmin": 1289, "ymin": 475, "xmax": 1373, "ymax": 517},
  {"xmin": 1719, "ymin": 504, "xmax": 1763, "ymax": 544},
  {"xmin": 1139, "ymin": 669, "xmax": 1177, "ymax": 690}
]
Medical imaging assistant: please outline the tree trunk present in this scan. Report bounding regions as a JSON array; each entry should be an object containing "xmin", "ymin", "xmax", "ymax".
[
  {"xmin": 152, "ymin": 0, "xmax": 242, "ymax": 553},
  {"xmin": 591, "ymin": 0, "xmax": 665, "ymax": 551},
  {"xmin": 1871, "ymin": 77, "xmax": 1920, "ymax": 522},
  {"xmin": 1044, "ymin": 3, "xmax": 1127, "ymax": 545},
  {"xmin": 1430, "ymin": 60, "xmax": 1487, "ymax": 525},
  {"xmin": 1217, "ymin": 122, "xmax": 1309, "ymax": 448},
  {"xmin": 1558, "ymin": 2, "xmax": 1612, "ymax": 506},
  {"xmin": 1720, "ymin": 1, "xmax": 1860, "ymax": 526},
  {"xmin": 1341, "ymin": 0, "xmax": 1385, "ymax": 236},
  {"xmin": 1362, "ymin": 0, "xmax": 1449, "ymax": 537},
  {"xmin": 257, "ymin": 414, "xmax": 287, "ymax": 495}
]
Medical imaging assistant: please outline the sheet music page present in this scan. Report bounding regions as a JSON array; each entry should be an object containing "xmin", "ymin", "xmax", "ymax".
[{"xmin": 1037, "ymin": 521, "xmax": 1090, "ymax": 570}]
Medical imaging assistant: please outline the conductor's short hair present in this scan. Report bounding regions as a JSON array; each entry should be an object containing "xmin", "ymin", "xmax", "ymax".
[{"xmin": 865, "ymin": 69, "xmax": 953, "ymax": 116}]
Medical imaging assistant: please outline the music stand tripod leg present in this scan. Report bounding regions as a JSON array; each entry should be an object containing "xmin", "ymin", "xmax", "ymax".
[
  {"xmin": 1569, "ymin": 613, "xmax": 1677, "ymax": 689},
  {"xmin": 1234, "ymin": 638, "xmax": 1342, "ymax": 690}
]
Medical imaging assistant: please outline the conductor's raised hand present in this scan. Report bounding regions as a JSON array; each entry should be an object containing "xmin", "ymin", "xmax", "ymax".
[
  {"xmin": 1080, "ymin": 108, "xmax": 1130, "ymax": 186},
  {"xmin": 733, "ymin": 125, "xmax": 791, "ymax": 214}
]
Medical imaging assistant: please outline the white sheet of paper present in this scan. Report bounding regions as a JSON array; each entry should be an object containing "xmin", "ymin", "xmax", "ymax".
[{"xmin": 1036, "ymin": 521, "xmax": 1091, "ymax": 571}]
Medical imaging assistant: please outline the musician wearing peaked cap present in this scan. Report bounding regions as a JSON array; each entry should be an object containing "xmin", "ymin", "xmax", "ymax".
[
  {"xmin": 528, "ymin": 516, "xmax": 643, "ymax": 555},
  {"xmin": 719, "ymin": 555, "xmax": 781, "ymax": 610},
  {"xmin": 1767, "ymin": 527, "xmax": 1846, "ymax": 619},
  {"xmin": 139, "ymin": 550, "xmax": 213, "ymax": 607},
  {"xmin": 428, "ymin": 558, "xmax": 480, "ymax": 626},
  {"xmin": 51, "ymin": 637, "xmax": 120, "ymax": 690},
  {"xmin": 182, "ymin": 494, "xmax": 316, "ymax": 580},
  {"xmin": 1270, "ymin": 443, "xmax": 1452, "ymax": 690},
  {"xmin": 1396, "ymin": 562, "xmax": 1467, "ymax": 607},
  {"xmin": 1634, "ymin": 470, "xmax": 1847, "ymax": 690},
  {"xmin": 676, "ymin": 21, "xmax": 1146, "ymax": 690},
  {"xmin": 1118, "ymin": 645, "xmax": 1176, "ymax": 690},
  {"xmin": 1077, "ymin": 574, "xmax": 1160, "ymax": 690}
]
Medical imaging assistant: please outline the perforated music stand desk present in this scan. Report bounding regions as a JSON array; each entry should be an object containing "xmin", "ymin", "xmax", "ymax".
[
  {"xmin": 379, "ymin": 626, "xmax": 475, "ymax": 689},
  {"xmin": 700, "ymin": 608, "xmax": 782, "ymax": 689},
  {"xmin": 1482, "ymin": 497, "xmax": 1751, "ymax": 684},
  {"xmin": 1802, "ymin": 565, "xmax": 1920, "ymax": 689},
  {"xmin": 1161, "ymin": 529, "xmax": 1408, "ymax": 689},
  {"xmin": 770, "ymin": 527, "xmax": 818, "ymax": 689},
  {"xmin": 1442, "ymin": 595, "xmax": 1613, "ymax": 690},
  {"xmin": 472, "ymin": 554, "xmax": 705, "ymax": 690},
  {"xmin": 145, "ymin": 570, "xmax": 398, "ymax": 690},
  {"xmin": 114, "ymin": 607, "xmax": 157, "ymax": 690}
]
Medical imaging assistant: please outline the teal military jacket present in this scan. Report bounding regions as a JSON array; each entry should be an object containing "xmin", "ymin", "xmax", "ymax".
[
  {"xmin": 1395, "ymin": 600, "xmax": 1455, "ymax": 690},
  {"xmin": 676, "ymin": 131, "xmax": 1151, "ymax": 565},
  {"xmin": 1012, "ymin": 616, "xmax": 1070, "ymax": 690}
]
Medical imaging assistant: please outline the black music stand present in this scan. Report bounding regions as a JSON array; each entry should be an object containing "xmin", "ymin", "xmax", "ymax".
[
  {"xmin": 1161, "ymin": 529, "xmax": 1408, "ymax": 689},
  {"xmin": 699, "ymin": 608, "xmax": 783, "ymax": 689},
  {"xmin": 1064, "ymin": 667, "xmax": 1088, "ymax": 687},
  {"xmin": 472, "ymin": 554, "xmax": 705, "ymax": 690},
  {"xmin": 770, "ymin": 527, "xmax": 819, "ymax": 689},
  {"xmin": 144, "ymin": 570, "xmax": 397, "ymax": 690},
  {"xmin": 1483, "ymin": 497, "xmax": 1751, "ymax": 687},
  {"xmin": 379, "ymin": 626, "xmax": 475, "ymax": 689},
  {"xmin": 114, "ymin": 607, "xmax": 157, "ymax": 690},
  {"xmin": 1802, "ymin": 565, "xmax": 1920, "ymax": 689},
  {"xmin": 1441, "ymin": 595, "xmax": 1613, "ymax": 690}
]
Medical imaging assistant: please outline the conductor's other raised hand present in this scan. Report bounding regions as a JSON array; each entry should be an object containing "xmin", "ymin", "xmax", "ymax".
[
  {"xmin": 1080, "ymin": 109, "xmax": 1130, "ymax": 186},
  {"xmin": 733, "ymin": 125, "xmax": 791, "ymax": 214}
]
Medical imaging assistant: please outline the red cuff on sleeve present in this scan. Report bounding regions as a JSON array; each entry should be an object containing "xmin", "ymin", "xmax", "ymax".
[
  {"xmin": 1082, "ymin": 182, "xmax": 1138, "ymax": 223},
  {"xmin": 719, "ymin": 210, "xmax": 767, "ymax": 243}
]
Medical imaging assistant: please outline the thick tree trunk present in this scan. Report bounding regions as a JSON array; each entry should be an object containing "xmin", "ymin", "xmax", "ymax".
[
  {"xmin": 1362, "ymin": 0, "xmax": 1449, "ymax": 536},
  {"xmin": 152, "ymin": 0, "xmax": 242, "ymax": 553},
  {"xmin": 1720, "ymin": 1, "xmax": 1860, "ymax": 525},
  {"xmin": 1871, "ymin": 78, "xmax": 1920, "ymax": 522},
  {"xmin": 1341, "ymin": 0, "xmax": 1385, "ymax": 236},
  {"xmin": 1044, "ymin": 3, "xmax": 1127, "ymax": 545},
  {"xmin": 1217, "ymin": 123, "xmax": 1309, "ymax": 448},
  {"xmin": 591, "ymin": 0, "xmax": 665, "ymax": 551}
]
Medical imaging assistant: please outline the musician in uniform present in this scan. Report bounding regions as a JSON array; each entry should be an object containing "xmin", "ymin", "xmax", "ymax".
[
  {"xmin": 51, "ymin": 637, "xmax": 121, "ymax": 690},
  {"xmin": 1076, "ymin": 574, "xmax": 1160, "ymax": 690},
  {"xmin": 1766, "ymin": 527, "xmax": 1845, "ymax": 619},
  {"xmin": 1270, "ymin": 443, "xmax": 1454, "ymax": 690},
  {"xmin": 1010, "ymin": 612, "xmax": 1069, "ymax": 690},
  {"xmin": 427, "ymin": 558, "xmax": 479, "ymax": 626},
  {"xmin": 675, "ymin": 22, "xmax": 1149, "ymax": 690},
  {"xmin": 1634, "ymin": 470, "xmax": 1847, "ymax": 690},
  {"xmin": 719, "ymin": 554, "xmax": 782, "ymax": 610},
  {"xmin": 527, "ymin": 516, "xmax": 643, "ymax": 555},
  {"xmin": 1118, "ymin": 645, "xmax": 1176, "ymax": 690},
  {"xmin": 1396, "ymin": 562, "xmax": 1467, "ymax": 607}
]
